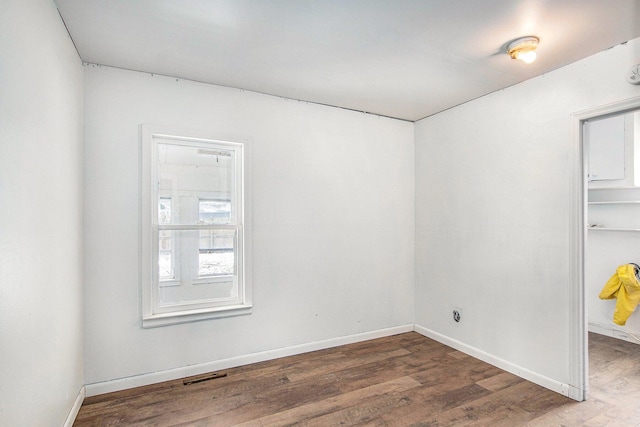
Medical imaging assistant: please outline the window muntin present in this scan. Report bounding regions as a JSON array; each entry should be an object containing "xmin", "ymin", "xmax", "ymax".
[{"xmin": 141, "ymin": 125, "xmax": 249, "ymax": 327}]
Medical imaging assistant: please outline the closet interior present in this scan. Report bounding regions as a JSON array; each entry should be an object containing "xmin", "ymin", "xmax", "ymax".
[{"xmin": 586, "ymin": 110, "xmax": 640, "ymax": 344}]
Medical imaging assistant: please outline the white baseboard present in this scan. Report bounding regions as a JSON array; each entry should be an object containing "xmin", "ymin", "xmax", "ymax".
[
  {"xmin": 64, "ymin": 386, "xmax": 85, "ymax": 427},
  {"xmin": 588, "ymin": 322, "xmax": 640, "ymax": 345},
  {"xmin": 413, "ymin": 324, "xmax": 582, "ymax": 401},
  {"xmin": 85, "ymin": 324, "xmax": 413, "ymax": 397}
]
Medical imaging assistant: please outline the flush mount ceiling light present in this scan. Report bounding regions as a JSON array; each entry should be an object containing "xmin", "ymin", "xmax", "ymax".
[{"xmin": 507, "ymin": 36, "xmax": 539, "ymax": 64}]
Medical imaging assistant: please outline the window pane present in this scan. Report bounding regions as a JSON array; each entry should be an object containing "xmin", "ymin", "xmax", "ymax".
[
  {"xmin": 157, "ymin": 229, "xmax": 238, "ymax": 308},
  {"xmin": 158, "ymin": 229, "xmax": 174, "ymax": 280},
  {"xmin": 199, "ymin": 199, "xmax": 231, "ymax": 225},
  {"xmin": 199, "ymin": 229, "xmax": 236, "ymax": 276},
  {"xmin": 157, "ymin": 143, "xmax": 235, "ymax": 225},
  {"xmin": 159, "ymin": 198, "xmax": 171, "ymax": 224}
]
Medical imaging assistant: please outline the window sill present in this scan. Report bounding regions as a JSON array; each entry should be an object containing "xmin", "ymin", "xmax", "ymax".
[{"xmin": 142, "ymin": 304, "xmax": 252, "ymax": 328}]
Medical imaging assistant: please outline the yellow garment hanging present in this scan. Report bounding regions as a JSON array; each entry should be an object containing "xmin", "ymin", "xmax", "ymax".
[{"xmin": 599, "ymin": 264, "xmax": 640, "ymax": 326}]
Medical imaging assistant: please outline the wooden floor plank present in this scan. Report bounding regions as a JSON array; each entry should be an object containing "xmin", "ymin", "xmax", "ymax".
[
  {"xmin": 408, "ymin": 380, "xmax": 564, "ymax": 427},
  {"xmin": 285, "ymin": 348, "xmax": 411, "ymax": 382},
  {"xmin": 475, "ymin": 371, "xmax": 523, "ymax": 392},
  {"xmin": 299, "ymin": 391, "xmax": 414, "ymax": 426},
  {"xmin": 74, "ymin": 332, "xmax": 640, "ymax": 426},
  {"xmin": 233, "ymin": 376, "xmax": 421, "ymax": 427}
]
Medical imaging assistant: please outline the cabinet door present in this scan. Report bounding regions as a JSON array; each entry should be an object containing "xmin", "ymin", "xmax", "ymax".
[{"xmin": 587, "ymin": 115, "xmax": 625, "ymax": 181}]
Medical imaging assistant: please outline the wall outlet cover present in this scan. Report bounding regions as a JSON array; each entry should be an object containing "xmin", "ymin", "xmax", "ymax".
[{"xmin": 453, "ymin": 307, "xmax": 463, "ymax": 322}]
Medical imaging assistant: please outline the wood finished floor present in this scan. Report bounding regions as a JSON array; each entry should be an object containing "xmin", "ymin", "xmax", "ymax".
[{"xmin": 74, "ymin": 332, "xmax": 640, "ymax": 426}]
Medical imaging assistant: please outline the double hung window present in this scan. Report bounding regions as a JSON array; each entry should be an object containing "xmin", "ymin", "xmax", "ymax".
[{"xmin": 141, "ymin": 125, "xmax": 250, "ymax": 327}]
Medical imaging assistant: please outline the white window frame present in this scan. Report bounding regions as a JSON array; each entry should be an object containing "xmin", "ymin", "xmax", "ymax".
[{"xmin": 141, "ymin": 124, "xmax": 252, "ymax": 328}]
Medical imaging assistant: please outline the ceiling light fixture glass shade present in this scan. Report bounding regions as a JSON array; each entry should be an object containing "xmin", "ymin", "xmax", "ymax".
[{"xmin": 507, "ymin": 36, "xmax": 539, "ymax": 64}]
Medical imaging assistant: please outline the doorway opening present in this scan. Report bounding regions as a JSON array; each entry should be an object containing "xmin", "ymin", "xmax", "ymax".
[{"xmin": 571, "ymin": 95, "xmax": 640, "ymax": 402}]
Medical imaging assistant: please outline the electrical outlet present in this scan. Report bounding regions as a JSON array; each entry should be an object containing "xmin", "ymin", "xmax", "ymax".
[{"xmin": 453, "ymin": 307, "xmax": 462, "ymax": 323}]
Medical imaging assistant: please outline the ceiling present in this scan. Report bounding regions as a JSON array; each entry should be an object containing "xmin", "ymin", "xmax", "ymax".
[{"xmin": 54, "ymin": 0, "xmax": 640, "ymax": 121}]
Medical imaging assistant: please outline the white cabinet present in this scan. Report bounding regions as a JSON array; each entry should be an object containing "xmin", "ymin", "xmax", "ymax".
[{"xmin": 586, "ymin": 115, "xmax": 626, "ymax": 181}]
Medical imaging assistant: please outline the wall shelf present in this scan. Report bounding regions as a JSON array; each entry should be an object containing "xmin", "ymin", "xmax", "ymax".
[
  {"xmin": 588, "ymin": 201, "xmax": 640, "ymax": 205},
  {"xmin": 588, "ymin": 186, "xmax": 640, "ymax": 190},
  {"xmin": 587, "ymin": 227, "xmax": 640, "ymax": 232}
]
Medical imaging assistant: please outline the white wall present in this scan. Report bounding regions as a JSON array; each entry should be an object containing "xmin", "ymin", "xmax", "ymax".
[
  {"xmin": 83, "ymin": 65, "xmax": 415, "ymax": 387},
  {"xmin": 415, "ymin": 38, "xmax": 640, "ymax": 394},
  {"xmin": 0, "ymin": 0, "xmax": 84, "ymax": 425}
]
